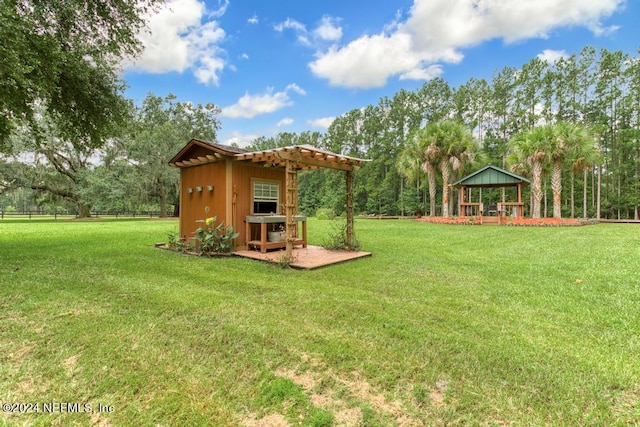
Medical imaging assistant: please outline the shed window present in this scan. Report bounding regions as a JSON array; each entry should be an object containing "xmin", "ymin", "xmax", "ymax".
[{"xmin": 253, "ymin": 181, "xmax": 279, "ymax": 214}]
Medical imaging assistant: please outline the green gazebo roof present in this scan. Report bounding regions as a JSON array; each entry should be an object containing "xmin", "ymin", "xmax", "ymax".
[{"xmin": 453, "ymin": 165, "xmax": 530, "ymax": 188}]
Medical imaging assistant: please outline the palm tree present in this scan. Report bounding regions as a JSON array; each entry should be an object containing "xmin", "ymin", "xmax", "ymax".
[
  {"xmin": 565, "ymin": 125, "xmax": 600, "ymax": 218},
  {"xmin": 419, "ymin": 121, "xmax": 476, "ymax": 217},
  {"xmin": 509, "ymin": 126, "xmax": 551, "ymax": 218},
  {"xmin": 422, "ymin": 144, "xmax": 441, "ymax": 217},
  {"xmin": 396, "ymin": 134, "xmax": 424, "ymax": 215},
  {"xmin": 548, "ymin": 123, "xmax": 572, "ymax": 219},
  {"xmin": 405, "ymin": 127, "xmax": 439, "ymax": 217},
  {"xmin": 548, "ymin": 122, "xmax": 601, "ymax": 219}
]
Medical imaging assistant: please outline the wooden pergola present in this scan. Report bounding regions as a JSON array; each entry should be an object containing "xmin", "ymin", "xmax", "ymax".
[
  {"xmin": 233, "ymin": 145, "xmax": 367, "ymax": 258},
  {"xmin": 452, "ymin": 165, "xmax": 530, "ymax": 224}
]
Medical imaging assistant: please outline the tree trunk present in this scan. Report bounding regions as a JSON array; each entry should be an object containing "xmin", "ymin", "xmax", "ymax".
[
  {"xmin": 583, "ymin": 167, "xmax": 588, "ymax": 219},
  {"xmin": 399, "ymin": 178, "xmax": 404, "ymax": 216},
  {"xmin": 597, "ymin": 164, "xmax": 602, "ymax": 220},
  {"xmin": 543, "ymin": 179, "xmax": 548, "ymax": 218},
  {"xmin": 552, "ymin": 160, "xmax": 563, "ymax": 219},
  {"xmin": 159, "ymin": 190, "xmax": 167, "ymax": 218},
  {"xmin": 531, "ymin": 161, "xmax": 543, "ymax": 218},
  {"xmin": 591, "ymin": 167, "xmax": 595, "ymax": 209},
  {"xmin": 570, "ymin": 169, "xmax": 575, "ymax": 218},
  {"xmin": 426, "ymin": 163, "xmax": 437, "ymax": 217},
  {"xmin": 441, "ymin": 160, "xmax": 451, "ymax": 217},
  {"xmin": 78, "ymin": 203, "xmax": 91, "ymax": 218}
]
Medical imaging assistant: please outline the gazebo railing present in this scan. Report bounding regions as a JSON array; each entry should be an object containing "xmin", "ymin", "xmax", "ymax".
[
  {"xmin": 460, "ymin": 202, "xmax": 483, "ymax": 217},
  {"xmin": 459, "ymin": 202, "xmax": 525, "ymax": 225},
  {"xmin": 497, "ymin": 202, "xmax": 525, "ymax": 218}
]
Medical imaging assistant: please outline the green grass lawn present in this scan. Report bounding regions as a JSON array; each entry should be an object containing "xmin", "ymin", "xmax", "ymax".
[{"xmin": 1, "ymin": 218, "xmax": 639, "ymax": 426}]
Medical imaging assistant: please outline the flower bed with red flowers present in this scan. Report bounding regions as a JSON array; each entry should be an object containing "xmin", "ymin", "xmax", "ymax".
[
  {"xmin": 416, "ymin": 216, "xmax": 598, "ymax": 226},
  {"xmin": 415, "ymin": 216, "xmax": 482, "ymax": 225},
  {"xmin": 501, "ymin": 217, "xmax": 598, "ymax": 226}
]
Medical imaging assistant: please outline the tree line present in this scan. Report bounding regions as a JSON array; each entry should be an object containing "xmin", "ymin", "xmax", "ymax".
[
  {"xmin": 1, "ymin": 41, "xmax": 639, "ymax": 220},
  {"xmin": 253, "ymin": 46, "xmax": 639, "ymax": 220},
  {"xmin": 0, "ymin": 94, "xmax": 220, "ymax": 217}
]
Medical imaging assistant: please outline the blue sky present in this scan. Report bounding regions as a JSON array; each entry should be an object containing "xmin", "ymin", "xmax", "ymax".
[{"xmin": 122, "ymin": 0, "xmax": 639, "ymax": 147}]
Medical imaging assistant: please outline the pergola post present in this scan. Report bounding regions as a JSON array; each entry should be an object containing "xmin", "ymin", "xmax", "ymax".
[
  {"xmin": 346, "ymin": 169, "xmax": 354, "ymax": 250},
  {"xmin": 285, "ymin": 159, "xmax": 297, "ymax": 258}
]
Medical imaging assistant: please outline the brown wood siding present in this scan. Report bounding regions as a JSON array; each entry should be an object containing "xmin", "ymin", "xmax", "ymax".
[
  {"xmin": 231, "ymin": 164, "xmax": 285, "ymax": 247},
  {"xmin": 179, "ymin": 162, "xmax": 227, "ymax": 241}
]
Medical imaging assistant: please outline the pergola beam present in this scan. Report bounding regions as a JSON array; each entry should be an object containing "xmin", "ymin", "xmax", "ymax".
[{"xmin": 277, "ymin": 151, "xmax": 355, "ymax": 171}]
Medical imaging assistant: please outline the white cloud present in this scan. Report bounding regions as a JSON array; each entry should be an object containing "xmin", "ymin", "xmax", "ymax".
[
  {"xmin": 399, "ymin": 64, "xmax": 444, "ymax": 81},
  {"xmin": 221, "ymin": 85, "xmax": 306, "ymax": 119},
  {"xmin": 274, "ymin": 18, "xmax": 310, "ymax": 45},
  {"xmin": 277, "ymin": 118, "xmax": 294, "ymax": 127},
  {"xmin": 383, "ymin": 9, "xmax": 404, "ymax": 34},
  {"xmin": 310, "ymin": 0, "xmax": 625, "ymax": 89},
  {"xmin": 274, "ymin": 18, "xmax": 307, "ymax": 33},
  {"xmin": 222, "ymin": 131, "xmax": 259, "ymax": 148},
  {"xmin": 286, "ymin": 83, "xmax": 306, "ymax": 96},
  {"xmin": 402, "ymin": 0, "xmax": 622, "ymax": 48},
  {"xmin": 308, "ymin": 117, "xmax": 336, "ymax": 129},
  {"xmin": 127, "ymin": 0, "xmax": 203, "ymax": 73},
  {"xmin": 208, "ymin": 0, "xmax": 229, "ymax": 18},
  {"xmin": 126, "ymin": 0, "xmax": 227, "ymax": 86},
  {"xmin": 313, "ymin": 16, "xmax": 342, "ymax": 42},
  {"xmin": 310, "ymin": 32, "xmax": 453, "ymax": 88},
  {"xmin": 276, "ymin": 15, "xmax": 344, "ymax": 47},
  {"xmin": 537, "ymin": 49, "xmax": 569, "ymax": 63},
  {"xmin": 248, "ymin": 14, "xmax": 258, "ymax": 25},
  {"xmin": 186, "ymin": 20, "xmax": 226, "ymax": 85}
]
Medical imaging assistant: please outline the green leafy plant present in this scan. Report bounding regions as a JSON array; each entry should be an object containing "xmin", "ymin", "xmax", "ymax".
[
  {"xmin": 167, "ymin": 229, "xmax": 188, "ymax": 253},
  {"xmin": 194, "ymin": 210, "xmax": 239, "ymax": 255},
  {"xmin": 316, "ymin": 208, "xmax": 336, "ymax": 220},
  {"xmin": 275, "ymin": 251, "xmax": 297, "ymax": 268},
  {"xmin": 322, "ymin": 220, "xmax": 361, "ymax": 251},
  {"xmin": 167, "ymin": 229, "xmax": 179, "ymax": 250}
]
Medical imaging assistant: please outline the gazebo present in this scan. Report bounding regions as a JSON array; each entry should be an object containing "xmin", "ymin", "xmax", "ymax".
[{"xmin": 452, "ymin": 165, "xmax": 530, "ymax": 225}]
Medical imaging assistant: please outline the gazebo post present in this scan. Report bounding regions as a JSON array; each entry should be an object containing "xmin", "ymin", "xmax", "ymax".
[
  {"xmin": 346, "ymin": 169, "xmax": 354, "ymax": 250},
  {"xmin": 517, "ymin": 183, "xmax": 522, "ymax": 217}
]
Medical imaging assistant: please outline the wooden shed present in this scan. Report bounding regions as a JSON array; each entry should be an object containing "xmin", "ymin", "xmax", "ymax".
[{"xmin": 169, "ymin": 139, "xmax": 367, "ymax": 256}]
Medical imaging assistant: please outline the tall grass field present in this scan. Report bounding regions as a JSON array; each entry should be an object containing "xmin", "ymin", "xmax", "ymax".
[{"xmin": 0, "ymin": 218, "xmax": 639, "ymax": 426}]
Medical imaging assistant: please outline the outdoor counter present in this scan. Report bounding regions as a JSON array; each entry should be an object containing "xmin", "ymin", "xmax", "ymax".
[{"xmin": 245, "ymin": 215, "xmax": 307, "ymax": 253}]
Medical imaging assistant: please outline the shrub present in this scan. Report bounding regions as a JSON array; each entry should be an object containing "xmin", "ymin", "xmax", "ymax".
[
  {"xmin": 316, "ymin": 208, "xmax": 336, "ymax": 220},
  {"xmin": 322, "ymin": 220, "xmax": 361, "ymax": 251}
]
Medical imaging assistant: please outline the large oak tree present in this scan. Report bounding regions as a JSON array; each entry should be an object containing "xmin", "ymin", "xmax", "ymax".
[{"xmin": 0, "ymin": 0, "xmax": 161, "ymax": 151}]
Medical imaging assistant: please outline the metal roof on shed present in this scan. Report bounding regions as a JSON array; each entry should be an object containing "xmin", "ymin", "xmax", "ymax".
[{"xmin": 453, "ymin": 165, "xmax": 530, "ymax": 188}]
